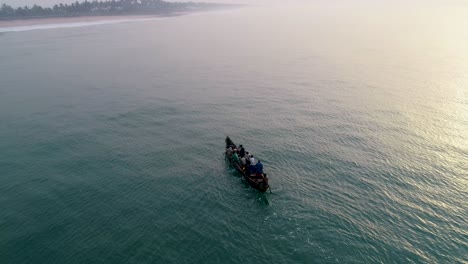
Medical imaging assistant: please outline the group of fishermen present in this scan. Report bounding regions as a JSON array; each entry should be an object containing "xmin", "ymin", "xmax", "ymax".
[{"xmin": 226, "ymin": 144, "xmax": 264, "ymax": 176}]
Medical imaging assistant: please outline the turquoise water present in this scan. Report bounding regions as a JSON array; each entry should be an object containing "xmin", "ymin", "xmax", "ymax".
[{"xmin": 1, "ymin": 3, "xmax": 467, "ymax": 263}]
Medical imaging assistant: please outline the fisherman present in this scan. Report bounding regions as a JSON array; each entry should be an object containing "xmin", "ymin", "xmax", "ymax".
[
  {"xmin": 240, "ymin": 156, "xmax": 247, "ymax": 166},
  {"xmin": 239, "ymin": 145, "xmax": 245, "ymax": 158},
  {"xmin": 249, "ymin": 155, "xmax": 256, "ymax": 174},
  {"xmin": 226, "ymin": 146, "xmax": 233, "ymax": 157},
  {"xmin": 249, "ymin": 155, "xmax": 255, "ymax": 166},
  {"xmin": 255, "ymin": 160, "xmax": 263, "ymax": 175},
  {"xmin": 245, "ymin": 153, "xmax": 251, "ymax": 174},
  {"xmin": 232, "ymin": 152, "xmax": 240, "ymax": 164}
]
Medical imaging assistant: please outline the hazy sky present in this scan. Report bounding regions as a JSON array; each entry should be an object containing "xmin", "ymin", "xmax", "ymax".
[
  {"xmin": 0, "ymin": 0, "xmax": 309, "ymax": 7},
  {"xmin": 1, "ymin": 0, "xmax": 467, "ymax": 8},
  {"xmin": 2, "ymin": 0, "xmax": 250, "ymax": 7}
]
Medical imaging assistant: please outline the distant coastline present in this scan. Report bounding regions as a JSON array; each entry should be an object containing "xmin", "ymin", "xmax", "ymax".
[
  {"xmin": 0, "ymin": 0, "xmax": 238, "ymax": 23},
  {"xmin": 0, "ymin": 14, "xmax": 172, "ymax": 29}
]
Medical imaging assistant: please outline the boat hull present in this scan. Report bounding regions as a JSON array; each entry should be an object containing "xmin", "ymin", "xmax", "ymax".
[{"xmin": 225, "ymin": 137, "xmax": 270, "ymax": 192}]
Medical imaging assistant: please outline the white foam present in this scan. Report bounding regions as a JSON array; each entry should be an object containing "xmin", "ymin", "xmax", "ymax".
[{"xmin": 0, "ymin": 17, "xmax": 163, "ymax": 33}]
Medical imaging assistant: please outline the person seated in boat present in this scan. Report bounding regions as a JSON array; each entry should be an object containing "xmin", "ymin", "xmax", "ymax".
[
  {"xmin": 240, "ymin": 157, "xmax": 247, "ymax": 172},
  {"xmin": 255, "ymin": 160, "xmax": 263, "ymax": 175},
  {"xmin": 245, "ymin": 152, "xmax": 250, "ymax": 162},
  {"xmin": 232, "ymin": 152, "xmax": 240, "ymax": 164},
  {"xmin": 249, "ymin": 155, "xmax": 256, "ymax": 175},
  {"xmin": 226, "ymin": 146, "xmax": 233, "ymax": 157},
  {"xmin": 239, "ymin": 145, "xmax": 245, "ymax": 158},
  {"xmin": 240, "ymin": 156, "xmax": 247, "ymax": 166}
]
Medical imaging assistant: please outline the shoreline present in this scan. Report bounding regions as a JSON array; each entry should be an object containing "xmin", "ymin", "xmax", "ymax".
[{"xmin": 0, "ymin": 13, "xmax": 185, "ymax": 29}]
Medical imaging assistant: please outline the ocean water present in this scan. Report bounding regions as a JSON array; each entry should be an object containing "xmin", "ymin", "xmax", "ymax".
[{"xmin": 0, "ymin": 3, "xmax": 467, "ymax": 263}]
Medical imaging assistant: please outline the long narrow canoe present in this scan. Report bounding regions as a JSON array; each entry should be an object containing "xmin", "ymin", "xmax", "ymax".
[{"xmin": 225, "ymin": 136, "xmax": 270, "ymax": 192}]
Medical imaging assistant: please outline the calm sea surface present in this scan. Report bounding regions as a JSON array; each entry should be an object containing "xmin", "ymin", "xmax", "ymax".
[{"xmin": 0, "ymin": 3, "xmax": 467, "ymax": 263}]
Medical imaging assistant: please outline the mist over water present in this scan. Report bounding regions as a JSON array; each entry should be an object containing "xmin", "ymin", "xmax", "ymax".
[{"xmin": 0, "ymin": 2, "xmax": 467, "ymax": 263}]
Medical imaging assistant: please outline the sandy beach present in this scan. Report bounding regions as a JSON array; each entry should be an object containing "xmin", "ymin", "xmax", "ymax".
[{"xmin": 0, "ymin": 14, "xmax": 180, "ymax": 29}]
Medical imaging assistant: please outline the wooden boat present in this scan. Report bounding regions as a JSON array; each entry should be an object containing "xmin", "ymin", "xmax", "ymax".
[{"xmin": 225, "ymin": 136, "xmax": 270, "ymax": 192}]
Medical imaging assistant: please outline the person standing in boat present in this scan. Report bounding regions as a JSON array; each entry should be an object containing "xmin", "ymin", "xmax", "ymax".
[
  {"xmin": 249, "ymin": 155, "xmax": 256, "ymax": 174},
  {"xmin": 245, "ymin": 152, "xmax": 251, "ymax": 174},
  {"xmin": 239, "ymin": 145, "xmax": 245, "ymax": 158},
  {"xmin": 255, "ymin": 160, "xmax": 263, "ymax": 175},
  {"xmin": 249, "ymin": 155, "xmax": 255, "ymax": 165}
]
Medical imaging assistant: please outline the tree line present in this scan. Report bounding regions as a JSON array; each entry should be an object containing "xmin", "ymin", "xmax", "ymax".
[{"xmin": 0, "ymin": 0, "xmax": 224, "ymax": 19}]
